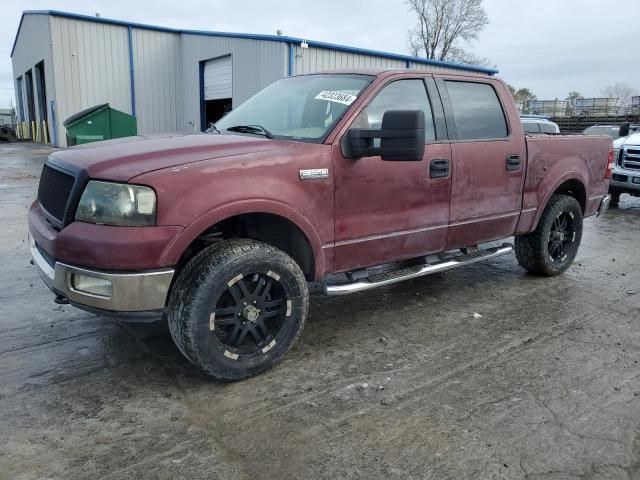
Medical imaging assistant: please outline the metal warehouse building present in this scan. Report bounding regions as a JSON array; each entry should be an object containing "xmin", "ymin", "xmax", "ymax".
[{"xmin": 11, "ymin": 10, "xmax": 497, "ymax": 147}]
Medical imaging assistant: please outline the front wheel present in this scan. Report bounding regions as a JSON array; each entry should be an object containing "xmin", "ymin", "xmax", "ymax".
[
  {"xmin": 168, "ymin": 239, "xmax": 309, "ymax": 381},
  {"xmin": 609, "ymin": 190, "xmax": 621, "ymax": 208},
  {"xmin": 515, "ymin": 194, "xmax": 583, "ymax": 276}
]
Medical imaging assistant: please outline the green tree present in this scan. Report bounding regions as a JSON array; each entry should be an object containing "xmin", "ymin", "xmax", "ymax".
[{"xmin": 507, "ymin": 87, "xmax": 536, "ymax": 113}]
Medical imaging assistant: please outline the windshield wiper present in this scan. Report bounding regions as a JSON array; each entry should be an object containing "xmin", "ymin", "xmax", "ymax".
[{"xmin": 226, "ymin": 124, "xmax": 274, "ymax": 139}]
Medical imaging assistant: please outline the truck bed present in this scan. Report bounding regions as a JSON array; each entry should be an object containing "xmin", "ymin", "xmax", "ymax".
[{"xmin": 517, "ymin": 134, "xmax": 612, "ymax": 233}]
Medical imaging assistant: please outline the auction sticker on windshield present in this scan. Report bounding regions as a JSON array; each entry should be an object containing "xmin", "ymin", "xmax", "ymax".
[{"xmin": 314, "ymin": 91, "xmax": 358, "ymax": 106}]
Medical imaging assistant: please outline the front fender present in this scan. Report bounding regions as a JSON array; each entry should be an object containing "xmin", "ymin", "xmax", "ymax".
[{"xmin": 160, "ymin": 199, "xmax": 327, "ymax": 279}]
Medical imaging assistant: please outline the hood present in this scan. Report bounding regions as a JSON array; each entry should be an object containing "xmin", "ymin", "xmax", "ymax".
[
  {"xmin": 50, "ymin": 133, "xmax": 282, "ymax": 182},
  {"xmin": 614, "ymin": 132, "xmax": 640, "ymax": 149}
]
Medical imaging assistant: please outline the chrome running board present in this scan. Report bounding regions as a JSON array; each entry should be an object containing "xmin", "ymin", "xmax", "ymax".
[{"xmin": 323, "ymin": 244, "xmax": 513, "ymax": 296}]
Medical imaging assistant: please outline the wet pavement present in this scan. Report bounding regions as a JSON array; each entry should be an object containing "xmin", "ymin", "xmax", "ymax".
[{"xmin": 0, "ymin": 142, "xmax": 638, "ymax": 480}]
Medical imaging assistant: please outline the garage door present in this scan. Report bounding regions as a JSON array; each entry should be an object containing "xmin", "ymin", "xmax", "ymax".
[{"xmin": 204, "ymin": 56, "xmax": 232, "ymax": 101}]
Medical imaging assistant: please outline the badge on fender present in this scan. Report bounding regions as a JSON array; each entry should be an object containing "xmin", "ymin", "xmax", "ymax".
[{"xmin": 299, "ymin": 169, "xmax": 329, "ymax": 180}]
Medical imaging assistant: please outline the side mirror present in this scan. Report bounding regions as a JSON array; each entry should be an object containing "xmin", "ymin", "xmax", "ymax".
[
  {"xmin": 344, "ymin": 110, "xmax": 425, "ymax": 161},
  {"xmin": 619, "ymin": 122, "xmax": 630, "ymax": 137}
]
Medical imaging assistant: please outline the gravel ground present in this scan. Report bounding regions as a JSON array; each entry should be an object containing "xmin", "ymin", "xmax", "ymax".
[{"xmin": 0, "ymin": 142, "xmax": 638, "ymax": 480}]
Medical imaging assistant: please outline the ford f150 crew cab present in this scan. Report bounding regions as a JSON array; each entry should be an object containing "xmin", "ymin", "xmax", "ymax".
[{"xmin": 29, "ymin": 69, "xmax": 613, "ymax": 380}]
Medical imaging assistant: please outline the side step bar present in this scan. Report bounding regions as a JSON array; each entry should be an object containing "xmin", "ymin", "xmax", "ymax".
[{"xmin": 323, "ymin": 243, "xmax": 513, "ymax": 296}]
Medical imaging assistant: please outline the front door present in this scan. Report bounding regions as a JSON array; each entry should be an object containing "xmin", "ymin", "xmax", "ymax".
[
  {"xmin": 435, "ymin": 77, "xmax": 526, "ymax": 249},
  {"xmin": 331, "ymin": 77, "xmax": 452, "ymax": 273}
]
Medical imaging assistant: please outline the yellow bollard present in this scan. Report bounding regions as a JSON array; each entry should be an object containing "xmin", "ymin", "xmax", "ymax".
[
  {"xmin": 35, "ymin": 121, "xmax": 40, "ymax": 143},
  {"xmin": 43, "ymin": 121, "xmax": 49, "ymax": 144},
  {"xmin": 31, "ymin": 121, "xmax": 35, "ymax": 142}
]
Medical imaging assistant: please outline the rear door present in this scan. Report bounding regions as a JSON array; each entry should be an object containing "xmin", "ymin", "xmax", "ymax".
[{"xmin": 436, "ymin": 77, "xmax": 526, "ymax": 249}]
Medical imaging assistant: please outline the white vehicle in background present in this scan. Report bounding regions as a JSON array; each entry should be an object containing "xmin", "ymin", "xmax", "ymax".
[
  {"xmin": 583, "ymin": 124, "xmax": 640, "ymax": 139},
  {"xmin": 610, "ymin": 123, "xmax": 640, "ymax": 206},
  {"xmin": 520, "ymin": 115, "xmax": 560, "ymax": 134}
]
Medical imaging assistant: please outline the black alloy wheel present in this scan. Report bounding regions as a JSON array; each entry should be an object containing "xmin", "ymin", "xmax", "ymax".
[
  {"xmin": 514, "ymin": 194, "xmax": 583, "ymax": 276},
  {"xmin": 211, "ymin": 271, "xmax": 290, "ymax": 360},
  {"xmin": 547, "ymin": 211, "xmax": 577, "ymax": 264},
  {"xmin": 168, "ymin": 239, "xmax": 308, "ymax": 381}
]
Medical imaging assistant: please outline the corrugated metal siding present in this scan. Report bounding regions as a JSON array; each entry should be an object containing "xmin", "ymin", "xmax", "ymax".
[
  {"xmin": 204, "ymin": 55, "xmax": 232, "ymax": 100},
  {"xmin": 11, "ymin": 15, "xmax": 54, "ymax": 128},
  {"xmin": 407, "ymin": 60, "xmax": 488, "ymax": 75},
  {"xmin": 292, "ymin": 45, "xmax": 405, "ymax": 74},
  {"xmin": 49, "ymin": 16, "xmax": 131, "ymax": 146},
  {"xmin": 132, "ymin": 28, "xmax": 181, "ymax": 134},
  {"xmin": 14, "ymin": 12, "xmax": 491, "ymax": 147},
  {"xmin": 180, "ymin": 34, "xmax": 285, "ymax": 131}
]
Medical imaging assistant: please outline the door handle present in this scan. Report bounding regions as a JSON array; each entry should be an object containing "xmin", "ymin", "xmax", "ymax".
[
  {"xmin": 429, "ymin": 159, "xmax": 450, "ymax": 179},
  {"xmin": 506, "ymin": 154, "xmax": 521, "ymax": 171}
]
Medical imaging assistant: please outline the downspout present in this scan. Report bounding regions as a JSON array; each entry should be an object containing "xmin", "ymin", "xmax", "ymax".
[
  {"xmin": 127, "ymin": 26, "xmax": 136, "ymax": 118},
  {"xmin": 49, "ymin": 100, "xmax": 58, "ymax": 146},
  {"xmin": 288, "ymin": 43, "xmax": 294, "ymax": 76}
]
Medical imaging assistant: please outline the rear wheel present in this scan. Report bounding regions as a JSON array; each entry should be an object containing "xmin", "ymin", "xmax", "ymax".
[
  {"xmin": 168, "ymin": 239, "xmax": 308, "ymax": 381},
  {"xmin": 515, "ymin": 194, "xmax": 583, "ymax": 276}
]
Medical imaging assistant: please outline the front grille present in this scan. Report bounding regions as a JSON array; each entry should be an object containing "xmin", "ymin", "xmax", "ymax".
[
  {"xmin": 38, "ymin": 164, "xmax": 76, "ymax": 222},
  {"xmin": 622, "ymin": 147, "xmax": 640, "ymax": 171}
]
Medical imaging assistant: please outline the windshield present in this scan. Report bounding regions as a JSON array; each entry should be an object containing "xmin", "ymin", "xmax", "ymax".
[{"xmin": 215, "ymin": 74, "xmax": 373, "ymax": 143}]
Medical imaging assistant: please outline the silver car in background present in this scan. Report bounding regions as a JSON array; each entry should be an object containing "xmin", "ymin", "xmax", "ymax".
[{"xmin": 520, "ymin": 115, "xmax": 560, "ymax": 134}]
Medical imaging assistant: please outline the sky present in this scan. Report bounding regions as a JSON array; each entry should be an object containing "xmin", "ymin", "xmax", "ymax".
[{"xmin": 1, "ymin": 0, "xmax": 639, "ymax": 109}]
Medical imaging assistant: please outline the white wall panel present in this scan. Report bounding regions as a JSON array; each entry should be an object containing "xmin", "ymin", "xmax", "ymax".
[
  {"xmin": 180, "ymin": 34, "xmax": 286, "ymax": 131},
  {"xmin": 132, "ymin": 28, "xmax": 181, "ymax": 134},
  {"xmin": 49, "ymin": 16, "xmax": 130, "ymax": 146},
  {"xmin": 11, "ymin": 15, "xmax": 55, "ymax": 141}
]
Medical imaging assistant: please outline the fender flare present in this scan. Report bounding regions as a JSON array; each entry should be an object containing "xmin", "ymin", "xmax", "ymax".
[
  {"xmin": 160, "ymin": 199, "xmax": 326, "ymax": 278},
  {"xmin": 531, "ymin": 171, "xmax": 588, "ymax": 230}
]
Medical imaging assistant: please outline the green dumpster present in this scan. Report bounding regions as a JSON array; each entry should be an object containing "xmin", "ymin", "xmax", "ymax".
[{"xmin": 64, "ymin": 103, "xmax": 137, "ymax": 146}]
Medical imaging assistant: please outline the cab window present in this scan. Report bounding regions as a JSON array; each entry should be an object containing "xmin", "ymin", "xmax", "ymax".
[
  {"xmin": 352, "ymin": 79, "xmax": 436, "ymax": 142},
  {"xmin": 445, "ymin": 81, "xmax": 508, "ymax": 140}
]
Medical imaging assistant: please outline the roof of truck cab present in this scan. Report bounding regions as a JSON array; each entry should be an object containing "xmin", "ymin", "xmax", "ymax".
[{"xmin": 299, "ymin": 68, "xmax": 497, "ymax": 78}]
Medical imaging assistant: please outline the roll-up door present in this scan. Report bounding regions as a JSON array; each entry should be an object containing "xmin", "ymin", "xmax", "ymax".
[{"xmin": 204, "ymin": 56, "xmax": 232, "ymax": 101}]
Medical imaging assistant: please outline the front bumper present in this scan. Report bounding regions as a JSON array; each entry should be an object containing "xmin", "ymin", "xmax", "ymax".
[
  {"xmin": 610, "ymin": 168, "xmax": 640, "ymax": 193},
  {"xmin": 30, "ymin": 237, "xmax": 174, "ymax": 315}
]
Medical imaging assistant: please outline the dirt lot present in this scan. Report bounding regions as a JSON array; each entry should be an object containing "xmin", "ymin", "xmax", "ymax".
[{"xmin": 1, "ymin": 142, "xmax": 639, "ymax": 480}]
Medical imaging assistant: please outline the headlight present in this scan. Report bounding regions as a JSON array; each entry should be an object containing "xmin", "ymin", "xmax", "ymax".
[
  {"xmin": 75, "ymin": 181, "xmax": 156, "ymax": 226},
  {"xmin": 613, "ymin": 147, "xmax": 620, "ymax": 162}
]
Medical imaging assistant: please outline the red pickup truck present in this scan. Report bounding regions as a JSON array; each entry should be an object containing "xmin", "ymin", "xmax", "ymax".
[{"xmin": 29, "ymin": 69, "xmax": 613, "ymax": 380}]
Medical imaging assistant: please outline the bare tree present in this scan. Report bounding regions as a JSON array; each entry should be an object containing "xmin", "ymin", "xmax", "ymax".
[
  {"xmin": 601, "ymin": 82, "xmax": 639, "ymax": 107},
  {"xmin": 565, "ymin": 91, "xmax": 582, "ymax": 116},
  {"xmin": 407, "ymin": 0, "xmax": 490, "ymax": 66}
]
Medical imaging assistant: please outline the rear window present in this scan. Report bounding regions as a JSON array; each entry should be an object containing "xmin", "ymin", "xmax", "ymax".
[{"xmin": 445, "ymin": 81, "xmax": 508, "ymax": 140}]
